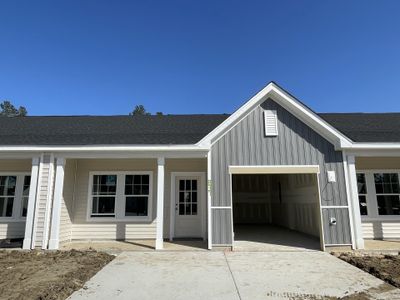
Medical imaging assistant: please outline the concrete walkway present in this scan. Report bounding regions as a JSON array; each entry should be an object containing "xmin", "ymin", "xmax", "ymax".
[{"xmin": 69, "ymin": 251, "xmax": 400, "ymax": 300}]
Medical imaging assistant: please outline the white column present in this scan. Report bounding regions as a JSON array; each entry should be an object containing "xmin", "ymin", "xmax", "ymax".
[
  {"xmin": 48, "ymin": 157, "xmax": 65, "ymax": 250},
  {"xmin": 23, "ymin": 157, "xmax": 40, "ymax": 250},
  {"xmin": 207, "ymin": 152, "xmax": 212, "ymax": 250},
  {"xmin": 155, "ymin": 157, "xmax": 165, "ymax": 250},
  {"xmin": 347, "ymin": 155, "xmax": 365, "ymax": 249}
]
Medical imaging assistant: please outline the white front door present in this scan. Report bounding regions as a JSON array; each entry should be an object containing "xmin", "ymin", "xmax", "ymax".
[{"xmin": 174, "ymin": 176, "xmax": 203, "ymax": 238}]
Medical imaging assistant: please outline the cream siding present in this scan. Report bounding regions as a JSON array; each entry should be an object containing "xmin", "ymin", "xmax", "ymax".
[
  {"xmin": 356, "ymin": 157, "xmax": 400, "ymax": 240},
  {"xmin": 70, "ymin": 159, "xmax": 158, "ymax": 240},
  {"xmin": 58, "ymin": 159, "xmax": 75, "ymax": 243},
  {"xmin": 33, "ymin": 154, "xmax": 55, "ymax": 248},
  {"xmin": 163, "ymin": 158, "xmax": 207, "ymax": 238},
  {"xmin": 0, "ymin": 159, "xmax": 31, "ymax": 239}
]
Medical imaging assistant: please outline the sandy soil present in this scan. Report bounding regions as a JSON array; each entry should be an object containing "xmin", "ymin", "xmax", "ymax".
[
  {"xmin": 335, "ymin": 253, "xmax": 400, "ymax": 288},
  {"xmin": 0, "ymin": 249, "xmax": 114, "ymax": 300}
]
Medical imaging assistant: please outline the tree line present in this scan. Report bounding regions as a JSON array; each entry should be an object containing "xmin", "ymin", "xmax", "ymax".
[{"xmin": 0, "ymin": 100, "xmax": 160, "ymax": 117}]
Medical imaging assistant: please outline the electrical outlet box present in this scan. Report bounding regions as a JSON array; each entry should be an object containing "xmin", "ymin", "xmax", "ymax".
[{"xmin": 327, "ymin": 171, "xmax": 336, "ymax": 183}]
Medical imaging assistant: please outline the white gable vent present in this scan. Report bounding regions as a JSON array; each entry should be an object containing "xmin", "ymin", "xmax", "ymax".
[{"xmin": 264, "ymin": 110, "xmax": 278, "ymax": 136}]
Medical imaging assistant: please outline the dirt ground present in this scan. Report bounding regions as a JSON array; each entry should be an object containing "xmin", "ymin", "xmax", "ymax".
[
  {"xmin": 0, "ymin": 249, "xmax": 114, "ymax": 300},
  {"xmin": 335, "ymin": 252, "xmax": 400, "ymax": 289}
]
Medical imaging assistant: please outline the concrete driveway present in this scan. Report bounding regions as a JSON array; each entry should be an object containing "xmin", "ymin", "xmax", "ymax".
[{"xmin": 69, "ymin": 251, "xmax": 400, "ymax": 300}]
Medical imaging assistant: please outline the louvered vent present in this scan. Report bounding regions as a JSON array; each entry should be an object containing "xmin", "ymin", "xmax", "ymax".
[{"xmin": 264, "ymin": 110, "xmax": 278, "ymax": 136}]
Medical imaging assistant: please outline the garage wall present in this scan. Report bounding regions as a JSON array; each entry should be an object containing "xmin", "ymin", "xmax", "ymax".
[
  {"xmin": 211, "ymin": 98, "xmax": 351, "ymax": 246},
  {"xmin": 270, "ymin": 174, "xmax": 320, "ymax": 238},
  {"xmin": 232, "ymin": 174, "xmax": 271, "ymax": 224}
]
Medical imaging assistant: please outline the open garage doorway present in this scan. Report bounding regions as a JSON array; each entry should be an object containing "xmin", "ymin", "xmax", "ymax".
[{"xmin": 230, "ymin": 166, "xmax": 323, "ymax": 251}]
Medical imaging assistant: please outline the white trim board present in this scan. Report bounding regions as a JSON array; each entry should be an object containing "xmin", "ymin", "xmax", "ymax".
[{"xmin": 229, "ymin": 165, "xmax": 320, "ymax": 174}]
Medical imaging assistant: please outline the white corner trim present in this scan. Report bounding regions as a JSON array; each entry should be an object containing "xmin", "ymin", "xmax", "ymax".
[
  {"xmin": 22, "ymin": 157, "xmax": 40, "ymax": 250},
  {"xmin": 345, "ymin": 154, "xmax": 365, "ymax": 249},
  {"xmin": 207, "ymin": 152, "xmax": 212, "ymax": 250},
  {"xmin": 48, "ymin": 157, "xmax": 66, "ymax": 250},
  {"xmin": 156, "ymin": 157, "xmax": 165, "ymax": 250},
  {"xmin": 197, "ymin": 82, "xmax": 352, "ymax": 148},
  {"xmin": 228, "ymin": 165, "xmax": 320, "ymax": 174}
]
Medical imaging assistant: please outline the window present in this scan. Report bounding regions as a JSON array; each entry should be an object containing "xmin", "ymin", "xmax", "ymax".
[
  {"xmin": 91, "ymin": 175, "xmax": 117, "ymax": 217},
  {"xmin": 264, "ymin": 110, "xmax": 278, "ymax": 136},
  {"xmin": 21, "ymin": 176, "xmax": 31, "ymax": 217},
  {"xmin": 356, "ymin": 173, "xmax": 368, "ymax": 215},
  {"xmin": 89, "ymin": 172, "xmax": 152, "ymax": 220},
  {"xmin": 374, "ymin": 173, "xmax": 400, "ymax": 215},
  {"xmin": 178, "ymin": 179, "xmax": 198, "ymax": 215},
  {"xmin": 0, "ymin": 176, "xmax": 16, "ymax": 217},
  {"xmin": 124, "ymin": 175, "xmax": 150, "ymax": 216}
]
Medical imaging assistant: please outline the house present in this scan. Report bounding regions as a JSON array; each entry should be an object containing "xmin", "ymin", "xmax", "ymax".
[{"xmin": 0, "ymin": 82, "xmax": 399, "ymax": 251}]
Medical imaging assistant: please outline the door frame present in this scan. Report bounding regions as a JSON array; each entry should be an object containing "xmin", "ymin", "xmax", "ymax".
[{"xmin": 169, "ymin": 172, "xmax": 206, "ymax": 241}]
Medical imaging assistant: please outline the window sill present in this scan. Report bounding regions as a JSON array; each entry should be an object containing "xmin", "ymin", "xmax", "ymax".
[
  {"xmin": 0, "ymin": 217, "xmax": 26, "ymax": 223},
  {"xmin": 362, "ymin": 216, "xmax": 400, "ymax": 222},
  {"xmin": 87, "ymin": 216, "xmax": 152, "ymax": 223}
]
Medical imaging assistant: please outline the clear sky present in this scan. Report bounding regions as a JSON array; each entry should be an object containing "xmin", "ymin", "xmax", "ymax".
[{"xmin": 1, "ymin": 1, "xmax": 400, "ymax": 116}]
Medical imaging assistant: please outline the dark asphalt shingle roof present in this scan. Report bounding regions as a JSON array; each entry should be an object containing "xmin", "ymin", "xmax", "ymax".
[
  {"xmin": 0, "ymin": 115, "xmax": 229, "ymax": 145},
  {"xmin": 319, "ymin": 113, "xmax": 400, "ymax": 143},
  {"xmin": 1, "ymin": 111, "xmax": 399, "ymax": 146}
]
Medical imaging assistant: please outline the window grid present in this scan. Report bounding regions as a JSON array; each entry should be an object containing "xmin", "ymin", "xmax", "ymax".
[
  {"xmin": 374, "ymin": 173, "xmax": 400, "ymax": 216},
  {"xmin": 124, "ymin": 175, "xmax": 150, "ymax": 217},
  {"xmin": 0, "ymin": 176, "xmax": 17, "ymax": 218},
  {"xmin": 356, "ymin": 173, "xmax": 368, "ymax": 216},
  {"xmin": 91, "ymin": 175, "xmax": 117, "ymax": 217},
  {"xmin": 178, "ymin": 179, "xmax": 198, "ymax": 216}
]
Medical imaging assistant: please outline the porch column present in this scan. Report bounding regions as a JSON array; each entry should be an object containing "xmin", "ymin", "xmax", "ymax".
[
  {"xmin": 22, "ymin": 157, "xmax": 40, "ymax": 250},
  {"xmin": 156, "ymin": 157, "xmax": 165, "ymax": 250},
  {"xmin": 48, "ymin": 157, "xmax": 66, "ymax": 250},
  {"xmin": 347, "ymin": 155, "xmax": 365, "ymax": 249}
]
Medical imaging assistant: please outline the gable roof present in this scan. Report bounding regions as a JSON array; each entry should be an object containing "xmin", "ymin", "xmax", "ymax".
[
  {"xmin": 197, "ymin": 82, "xmax": 353, "ymax": 148},
  {"xmin": 0, "ymin": 114, "xmax": 229, "ymax": 145},
  {"xmin": 319, "ymin": 113, "xmax": 400, "ymax": 143}
]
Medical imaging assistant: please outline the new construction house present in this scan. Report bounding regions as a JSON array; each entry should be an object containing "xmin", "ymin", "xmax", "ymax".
[{"xmin": 1, "ymin": 82, "xmax": 399, "ymax": 251}]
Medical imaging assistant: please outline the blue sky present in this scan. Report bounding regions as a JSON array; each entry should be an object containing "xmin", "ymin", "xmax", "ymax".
[{"xmin": 1, "ymin": 1, "xmax": 400, "ymax": 116}]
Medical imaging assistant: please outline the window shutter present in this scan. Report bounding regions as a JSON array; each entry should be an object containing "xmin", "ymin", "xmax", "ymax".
[{"xmin": 264, "ymin": 110, "xmax": 278, "ymax": 136}]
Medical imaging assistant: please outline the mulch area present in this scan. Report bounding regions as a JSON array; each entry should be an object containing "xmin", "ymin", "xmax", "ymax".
[{"xmin": 0, "ymin": 249, "xmax": 114, "ymax": 300}]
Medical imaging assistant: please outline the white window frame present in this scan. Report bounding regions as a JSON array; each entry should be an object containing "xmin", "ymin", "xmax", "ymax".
[
  {"xmin": 0, "ymin": 172, "xmax": 30, "ymax": 222},
  {"xmin": 357, "ymin": 169, "xmax": 400, "ymax": 221},
  {"xmin": 264, "ymin": 110, "xmax": 278, "ymax": 136},
  {"xmin": 87, "ymin": 171, "xmax": 153, "ymax": 222}
]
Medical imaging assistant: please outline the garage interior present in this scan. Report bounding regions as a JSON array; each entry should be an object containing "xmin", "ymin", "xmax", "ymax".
[{"xmin": 232, "ymin": 173, "xmax": 322, "ymax": 251}]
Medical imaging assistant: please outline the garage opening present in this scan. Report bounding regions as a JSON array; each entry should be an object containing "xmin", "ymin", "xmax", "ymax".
[{"xmin": 231, "ymin": 168, "xmax": 323, "ymax": 251}]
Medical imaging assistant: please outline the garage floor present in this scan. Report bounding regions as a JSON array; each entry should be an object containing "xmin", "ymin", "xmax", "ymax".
[
  {"xmin": 233, "ymin": 224, "xmax": 321, "ymax": 251},
  {"xmin": 68, "ymin": 251, "xmax": 400, "ymax": 300}
]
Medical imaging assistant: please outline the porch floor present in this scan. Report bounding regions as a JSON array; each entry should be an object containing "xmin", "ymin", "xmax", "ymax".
[{"xmin": 60, "ymin": 239, "xmax": 207, "ymax": 253}]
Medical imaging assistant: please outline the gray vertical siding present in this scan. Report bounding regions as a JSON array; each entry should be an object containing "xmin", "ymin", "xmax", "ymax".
[
  {"xmin": 212, "ymin": 208, "xmax": 232, "ymax": 245},
  {"xmin": 322, "ymin": 208, "xmax": 352, "ymax": 245},
  {"xmin": 210, "ymin": 98, "xmax": 351, "ymax": 246}
]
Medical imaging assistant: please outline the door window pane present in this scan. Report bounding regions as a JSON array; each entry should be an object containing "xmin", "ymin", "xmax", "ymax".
[
  {"xmin": 178, "ymin": 179, "xmax": 198, "ymax": 216},
  {"xmin": 21, "ymin": 176, "xmax": 31, "ymax": 217}
]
